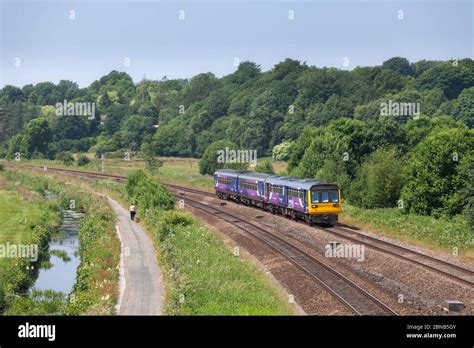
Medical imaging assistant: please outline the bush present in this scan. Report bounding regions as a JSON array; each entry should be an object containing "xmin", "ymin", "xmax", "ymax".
[
  {"xmin": 55, "ymin": 151, "xmax": 75, "ymax": 166},
  {"xmin": 272, "ymin": 141, "xmax": 293, "ymax": 161},
  {"xmin": 126, "ymin": 170, "xmax": 175, "ymax": 211},
  {"xmin": 348, "ymin": 147, "xmax": 403, "ymax": 208},
  {"xmin": 401, "ymin": 128, "xmax": 474, "ymax": 217},
  {"xmin": 144, "ymin": 153, "xmax": 163, "ymax": 173},
  {"xmin": 152, "ymin": 209, "xmax": 194, "ymax": 242},
  {"xmin": 199, "ymin": 140, "xmax": 247, "ymax": 175},
  {"xmin": 253, "ymin": 161, "xmax": 275, "ymax": 174},
  {"xmin": 76, "ymin": 154, "xmax": 91, "ymax": 166}
]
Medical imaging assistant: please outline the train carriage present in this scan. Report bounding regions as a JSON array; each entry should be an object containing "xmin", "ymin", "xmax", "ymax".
[
  {"xmin": 214, "ymin": 169, "xmax": 342, "ymax": 225},
  {"xmin": 236, "ymin": 171, "xmax": 271, "ymax": 205},
  {"xmin": 214, "ymin": 169, "xmax": 243, "ymax": 198}
]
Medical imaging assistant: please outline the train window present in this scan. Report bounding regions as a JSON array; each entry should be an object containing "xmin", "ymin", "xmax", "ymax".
[
  {"xmin": 330, "ymin": 191, "xmax": 339, "ymax": 202},
  {"xmin": 298, "ymin": 190, "xmax": 305, "ymax": 200},
  {"xmin": 321, "ymin": 192, "xmax": 329, "ymax": 202},
  {"xmin": 219, "ymin": 177, "xmax": 233, "ymax": 185},
  {"xmin": 311, "ymin": 191, "xmax": 320, "ymax": 203},
  {"xmin": 271, "ymin": 185, "xmax": 282, "ymax": 194},
  {"xmin": 241, "ymin": 181, "xmax": 257, "ymax": 190}
]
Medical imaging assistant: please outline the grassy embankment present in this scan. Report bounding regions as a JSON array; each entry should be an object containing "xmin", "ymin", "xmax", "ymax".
[
  {"xmin": 0, "ymin": 171, "xmax": 61, "ymax": 313},
  {"xmin": 1, "ymin": 169, "xmax": 120, "ymax": 315}
]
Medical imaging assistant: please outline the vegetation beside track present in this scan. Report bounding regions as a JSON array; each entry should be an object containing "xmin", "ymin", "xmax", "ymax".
[
  {"xmin": 1, "ymin": 170, "xmax": 120, "ymax": 315},
  {"xmin": 8, "ymin": 159, "xmax": 473, "ymax": 260},
  {"xmin": 340, "ymin": 204, "xmax": 474, "ymax": 259}
]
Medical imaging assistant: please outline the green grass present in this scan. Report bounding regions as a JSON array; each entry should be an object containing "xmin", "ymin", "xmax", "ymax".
[
  {"xmin": 0, "ymin": 190, "xmax": 43, "ymax": 247},
  {"xmin": 144, "ymin": 208, "xmax": 294, "ymax": 315},
  {"xmin": 0, "ymin": 172, "xmax": 63, "ymax": 312},
  {"xmin": 340, "ymin": 204, "xmax": 474, "ymax": 260}
]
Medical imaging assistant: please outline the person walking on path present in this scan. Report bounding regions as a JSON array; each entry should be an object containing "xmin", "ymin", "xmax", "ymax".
[{"xmin": 129, "ymin": 204, "xmax": 137, "ymax": 221}]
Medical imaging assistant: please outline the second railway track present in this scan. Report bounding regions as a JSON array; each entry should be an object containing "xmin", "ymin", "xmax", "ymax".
[{"xmin": 175, "ymin": 192, "xmax": 398, "ymax": 315}]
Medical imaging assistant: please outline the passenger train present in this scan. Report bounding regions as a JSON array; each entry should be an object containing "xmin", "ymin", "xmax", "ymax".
[{"xmin": 213, "ymin": 169, "xmax": 342, "ymax": 225}]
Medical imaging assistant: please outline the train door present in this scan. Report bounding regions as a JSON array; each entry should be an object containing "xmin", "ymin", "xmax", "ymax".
[
  {"xmin": 282, "ymin": 186, "xmax": 287, "ymax": 206},
  {"xmin": 258, "ymin": 181, "xmax": 264, "ymax": 199}
]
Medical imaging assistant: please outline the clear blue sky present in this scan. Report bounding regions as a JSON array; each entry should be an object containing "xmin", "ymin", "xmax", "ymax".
[{"xmin": 1, "ymin": 0, "xmax": 472, "ymax": 88}]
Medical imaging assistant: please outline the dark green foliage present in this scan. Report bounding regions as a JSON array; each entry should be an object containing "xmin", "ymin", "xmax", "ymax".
[
  {"xmin": 126, "ymin": 170, "xmax": 175, "ymax": 211},
  {"xmin": 457, "ymin": 156, "xmax": 474, "ymax": 231},
  {"xmin": 228, "ymin": 61, "xmax": 261, "ymax": 85},
  {"xmin": 416, "ymin": 59, "xmax": 474, "ymax": 99},
  {"xmin": 254, "ymin": 161, "xmax": 275, "ymax": 174},
  {"xmin": 400, "ymin": 128, "xmax": 474, "ymax": 217},
  {"xmin": 2, "ymin": 57, "xmax": 472, "ymax": 161},
  {"xmin": 144, "ymin": 153, "xmax": 163, "ymax": 173},
  {"xmin": 20, "ymin": 118, "xmax": 53, "ymax": 158},
  {"xmin": 55, "ymin": 151, "xmax": 74, "ymax": 166},
  {"xmin": 452, "ymin": 87, "xmax": 474, "ymax": 128},
  {"xmin": 348, "ymin": 147, "xmax": 403, "ymax": 208},
  {"xmin": 76, "ymin": 154, "xmax": 91, "ymax": 166},
  {"xmin": 382, "ymin": 57, "xmax": 413, "ymax": 76},
  {"xmin": 199, "ymin": 140, "xmax": 246, "ymax": 175},
  {"xmin": 120, "ymin": 115, "xmax": 155, "ymax": 150}
]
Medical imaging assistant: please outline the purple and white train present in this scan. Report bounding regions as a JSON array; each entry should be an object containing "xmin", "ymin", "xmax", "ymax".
[{"xmin": 213, "ymin": 169, "xmax": 342, "ymax": 225}]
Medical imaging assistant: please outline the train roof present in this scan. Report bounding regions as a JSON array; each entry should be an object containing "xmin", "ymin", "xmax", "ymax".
[
  {"xmin": 266, "ymin": 176, "xmax": 338, "ymax": 190},
  {"xmin": 214, "ymin": 169, "xmax": 339, "ymax": 189},
  {"xmin": 265, "ymin": 175, "xmax": 300, "ymax": 186},
  {"xmin": 214, "ymin": 169, "xmax": 245, "ymax": 177},
  {"xmin": 238, "ymin": 171, "xmax": 273, "ymax": 181}
]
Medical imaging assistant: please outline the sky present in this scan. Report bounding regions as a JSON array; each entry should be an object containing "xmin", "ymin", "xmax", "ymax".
[{"xmin": 0, "ymin": 0, "xmax": 472, "ymax": 88}]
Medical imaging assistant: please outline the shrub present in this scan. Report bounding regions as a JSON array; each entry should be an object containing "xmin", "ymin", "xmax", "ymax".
[
  {"xmin": 126, "ymin": 170, "xmax": 175, "ymax": 211},
  {"xmin": 152, "ymin": 209, "xmax": 194, "ymax": 242},
  {"xmin": 55, "ymin": 151, "xmax": 75, "ymax": 166},
  {"xmin": 199, "ymin": 140, "xmax": 246, "ymax": 175},
  {"xmin": 348, "ymin": 147, "xmax": 403, "ymax": 208},
  {"xmin": 76, "ymin": 154, "xmax": 91, "ymax": 166},
  {"xmin": 144, "ymin": 153, "xmax": 163, "ymax": 173},
  {"xmin": 272, "ymin": 141, "xmax": 293, "ymax": 161},
  {"xmin": 401, "ymin": 128, "xmax": 474, "ymax": 217},
  {"xmin": 253, "ymin": 161, "xmax": 275, "ymax": 174}
]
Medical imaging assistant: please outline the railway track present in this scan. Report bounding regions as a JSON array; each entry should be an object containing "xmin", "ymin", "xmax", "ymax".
[
  {"xmin": 174, "ymin": 193, "xmax": 397, "ymax": 315},
  {"xmin": 165, "ymin": 182, "xmax": 474, "ymax": 287},
  {"xmin": 18, "ymin": 165, "xmax": 474, "ymax": 287}
]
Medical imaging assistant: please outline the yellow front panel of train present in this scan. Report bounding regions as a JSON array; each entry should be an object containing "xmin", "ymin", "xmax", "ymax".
[{"xmin": 307, "ymin": 190, "xmax": 342, "ymax": 215}]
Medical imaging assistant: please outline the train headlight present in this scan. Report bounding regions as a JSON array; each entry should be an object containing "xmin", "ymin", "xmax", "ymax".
[
  {"xmin": 333, "ymin": 203, "xmax": 339, "ymax": 207},
  {"xmin": 312, "ymin": 205, "xmax": 318, "ymax": 208}
]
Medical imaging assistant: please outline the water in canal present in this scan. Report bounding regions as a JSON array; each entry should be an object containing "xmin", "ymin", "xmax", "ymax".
[{"xmin": 32, "ymin": 191, "xmax": 84, "ymax": 294}]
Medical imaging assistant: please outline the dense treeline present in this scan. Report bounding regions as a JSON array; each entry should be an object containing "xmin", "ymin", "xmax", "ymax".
[{"xmin": 0, "ymin": 57, "xmax": 473, "ymax": 225}]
